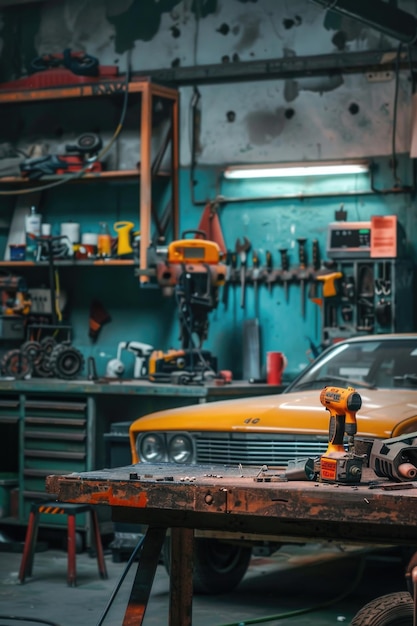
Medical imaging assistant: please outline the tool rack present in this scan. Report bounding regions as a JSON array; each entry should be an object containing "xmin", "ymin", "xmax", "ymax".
[
  {"xmin": 47, "ymin": 463, "xmax": 417, "ymax": 626},
  {"xmin": 321, "ymin": 259, "xmax": 413, "ymax": 344}
]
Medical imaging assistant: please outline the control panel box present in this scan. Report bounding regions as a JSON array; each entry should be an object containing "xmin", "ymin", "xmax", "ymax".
[{"xmin": 327, "ymin": 219, "xmax": 407, "ymax": 259}]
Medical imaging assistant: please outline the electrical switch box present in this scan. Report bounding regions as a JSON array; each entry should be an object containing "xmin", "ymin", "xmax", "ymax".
[{"xmin": 29, "ymin": 288, "xmax": 52, "ymax": 315}]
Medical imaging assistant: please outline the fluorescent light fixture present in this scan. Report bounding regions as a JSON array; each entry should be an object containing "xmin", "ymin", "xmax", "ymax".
[{"xmin": 223, "ymin": 160, "xmax": 370, "ymax": 179}]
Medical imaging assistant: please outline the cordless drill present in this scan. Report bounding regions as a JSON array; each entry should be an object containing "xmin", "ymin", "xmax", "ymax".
[{"xmin": 319, "ymin": 386, "xmax": 364, "ymax": 483}]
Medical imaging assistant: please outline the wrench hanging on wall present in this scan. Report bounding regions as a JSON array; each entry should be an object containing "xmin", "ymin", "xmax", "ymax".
[
  {"xmin": 297, "ymin": 237, "xmax": 308, "ymax": 318},
  {"xmin": 235, "ymin": 237, "xmax": 251, "ymax": 309}
]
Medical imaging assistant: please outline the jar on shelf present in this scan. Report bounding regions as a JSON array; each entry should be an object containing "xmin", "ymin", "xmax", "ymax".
[{"xmin": 97, "ymin": 222, "xmax": 112, "ymax": 258}]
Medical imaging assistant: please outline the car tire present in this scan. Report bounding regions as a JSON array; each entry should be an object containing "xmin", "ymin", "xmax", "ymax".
[
  {"xmin": 163, "ymin": 536, "xmax": 252, "ymax": 595},
  {"xmin": 350, "ymin": 591, "xmax": 413, "ymax": 625}
]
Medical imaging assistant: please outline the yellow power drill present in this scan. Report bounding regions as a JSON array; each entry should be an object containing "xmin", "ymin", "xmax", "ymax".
[{"xmin": 319, "ymin": 386, "xmax": 364, "ymax": 484}]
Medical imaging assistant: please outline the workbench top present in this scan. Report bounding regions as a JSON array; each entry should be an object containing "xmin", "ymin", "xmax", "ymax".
[
  {"xmin": 46, "ymin": 463, "xmax": 417, "ymax": 546},
  {"xmin": 0, "ymin": 378, "xmax": 284, "ymax": 398}
]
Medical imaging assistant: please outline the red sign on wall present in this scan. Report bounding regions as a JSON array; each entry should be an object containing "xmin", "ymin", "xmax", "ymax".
[{"xmin": 370, "ymin": 215, "xmax": 398, "ymax": 258}]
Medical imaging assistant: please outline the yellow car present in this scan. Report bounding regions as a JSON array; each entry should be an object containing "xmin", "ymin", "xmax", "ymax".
[{"xmin": 129, "ymin": 333, "xmax": 417, "ymax": 593}]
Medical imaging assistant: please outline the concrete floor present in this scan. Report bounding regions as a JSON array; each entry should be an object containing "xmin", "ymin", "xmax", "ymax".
[{"xmin": 0, "ymin": 537, "xmax": 410, "ymax": 626}]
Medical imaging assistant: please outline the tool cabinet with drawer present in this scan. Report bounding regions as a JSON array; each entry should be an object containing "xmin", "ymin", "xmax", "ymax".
[{"xmin": 0, "ymin": 392, "xmax": 107, "ymax": 546}]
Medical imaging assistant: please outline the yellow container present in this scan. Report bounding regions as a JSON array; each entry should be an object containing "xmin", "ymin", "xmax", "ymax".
[{"xmin": 114, "ymin": 221, "xmax": 134, "ymax": 256}]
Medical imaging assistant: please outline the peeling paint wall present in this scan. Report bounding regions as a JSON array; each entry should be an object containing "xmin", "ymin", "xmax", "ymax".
[
  {"xmin": 182, "ymin": 73, "xmax": 412, "ymax": 164},
  {"xmin": 0, "ymin": 0, "xmax": 416, "ymax": 379},
  {"xmin": 1, "ymin": 0, "xmax": 415, "ymax": 162}
]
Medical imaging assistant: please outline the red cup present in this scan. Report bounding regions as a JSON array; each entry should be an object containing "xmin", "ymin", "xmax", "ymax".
[{"xmin": 266, "ymin": 352, "xmax": 286, "ymax": 385}]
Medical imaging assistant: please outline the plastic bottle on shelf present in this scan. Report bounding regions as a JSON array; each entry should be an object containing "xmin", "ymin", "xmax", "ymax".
[
  {"xmin": 97, "ymin": 222, "xmax": 112, "ymax": 258},
  {"xmin": 25, "ymin": 205, "xmax": 42, "ymax": 260}
]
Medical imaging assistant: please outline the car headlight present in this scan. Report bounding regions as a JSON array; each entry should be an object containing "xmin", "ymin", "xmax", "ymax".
[
  {"xmin": 138, "ymin": 433, "xmax": 166, "ymax": 463},
  {"xmin": 168, "ymin": 434, "xmax": 194, "ymax": 463}
]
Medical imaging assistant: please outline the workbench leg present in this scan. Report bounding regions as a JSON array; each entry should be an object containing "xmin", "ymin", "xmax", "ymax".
[
  {"xmin": 169, "ymin": 527, "xmax": 194, "ymax": 626},
  {"xmin": 122, "ymin": 526, "xmax": 166, "ymax": 626}
]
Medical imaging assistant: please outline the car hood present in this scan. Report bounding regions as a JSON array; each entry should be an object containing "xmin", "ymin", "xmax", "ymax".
[{"xmin": 131, "ymin": 389, "xmax": 417, "ymax": 439}]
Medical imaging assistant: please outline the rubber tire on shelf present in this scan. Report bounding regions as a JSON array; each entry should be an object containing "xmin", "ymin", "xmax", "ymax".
[
  {"xmin": 350, "ymin": 591, "xmax": 413, "ymax": 626},
  {"xmin": 49, "ymin": 344, "xmax": 85, "ymax": 380},
  {"xmin": 163, "ymin": 536, "xmax": 252, "ymax": 595},
  {"xmin": 1, "ymin": 349, "xmax": 32, "ymax": 379},
  {"xmin": 33, "ymin": 358, "xmax": 54, "ymax": 377},
  {"xmin": 33, "ymin": 337, "xmax": 57, "ymax": 378},
  {"xmin": 73, "ymin": 132, "xmax": 102, "ymax": 153},
  {"xmin": 20, "ymin": 340, "xmax": 43, "ymax": 366},
  {"xmin": 40, "ymin": 336, "xmax": 57, "ymax": 356}
]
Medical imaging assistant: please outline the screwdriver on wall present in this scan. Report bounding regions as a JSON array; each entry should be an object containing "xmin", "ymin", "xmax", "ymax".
[
  {"xmin": 278, "ymin": 248, "xmax": 290, "ymax": 303},
  {"xmin": 265, "ymin": 250, "xmax": 273, "ymax": 294},
  {"xmin": 312, "ymin": 239, "xmax": 321, "ymax": 272},
  {"xmin": 252, "ymin": 250, "xmax": 261, "ymax": 317},
  {"xmin": 297, "ymin": 237, "xmax": 308, "ymax": 318}
]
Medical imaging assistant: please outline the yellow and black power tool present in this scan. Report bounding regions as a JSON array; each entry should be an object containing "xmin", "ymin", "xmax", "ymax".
[
  {"xmin": 148, "ymin": 348, "xmax": 217, "ymax": 383},
  {"xmin": 156, "ymin": 230, "xmax": 225, "ymax": 296},
  {"xmin": 319, "ymin": 386, "xmax": 363, "ymax": 484},
  {"xmin": 154, "ymin": 231, "xmax": 225, "ymax": 379}
]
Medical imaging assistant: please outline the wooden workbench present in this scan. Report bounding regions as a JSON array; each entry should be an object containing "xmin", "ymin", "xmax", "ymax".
[{"xmin": 46, "ymin": 463, "xmax": 417, "ymax": 625}]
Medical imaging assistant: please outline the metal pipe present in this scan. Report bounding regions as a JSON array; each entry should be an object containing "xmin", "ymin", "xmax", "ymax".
[{"xmin": 310, "ymin": 0, "xmax": 417, "ymax": 46}]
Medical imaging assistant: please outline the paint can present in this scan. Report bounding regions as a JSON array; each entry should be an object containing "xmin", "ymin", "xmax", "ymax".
[{"xmin": 60, "ymin": 222, "xmax": 80, "ymax": 244}]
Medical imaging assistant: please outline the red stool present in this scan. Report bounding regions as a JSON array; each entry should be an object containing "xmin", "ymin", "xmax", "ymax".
[{"xmin": 19, "ymin": 501, "xmax": 108, "ymax": 586}]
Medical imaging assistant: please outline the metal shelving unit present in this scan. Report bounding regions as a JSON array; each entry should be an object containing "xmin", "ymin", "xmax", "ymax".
[{"xmin": 0, "ymin": 76, "xmax": 180, "ymax": 281}]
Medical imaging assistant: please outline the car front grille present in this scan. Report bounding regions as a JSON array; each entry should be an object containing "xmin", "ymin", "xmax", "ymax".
[{"xmin": 194, "ymin": 433, "xmax": 328, "ymax": 467}]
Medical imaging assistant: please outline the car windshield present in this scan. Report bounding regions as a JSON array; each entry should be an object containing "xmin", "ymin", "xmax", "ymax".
[{"xmin": 287, "ymin": 337, "xmax": 417, "ymax": 392}]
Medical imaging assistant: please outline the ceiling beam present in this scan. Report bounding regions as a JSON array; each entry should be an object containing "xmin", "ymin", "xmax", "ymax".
[{"xmin": 135, "ymin": 48, "xmax": 416, "ymax": 87}]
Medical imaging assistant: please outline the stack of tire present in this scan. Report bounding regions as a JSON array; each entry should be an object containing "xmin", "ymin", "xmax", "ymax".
[{"xmin": 0, "ymin": 337, "xmax": 84, "ymax": 380}]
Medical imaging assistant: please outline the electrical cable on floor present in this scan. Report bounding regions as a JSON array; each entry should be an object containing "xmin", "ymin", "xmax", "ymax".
[
  {"xmin": 0, "ymin": 617, "xmax": 61, "ymax": 626},
  {"xmin": 95, "ymin": 534, "xmax": 145, "ymax": 626},
  {"xmin": 0, "ymin": 517, "xmax": 143, "ymax": 626},
  {"xmin": 215, "ymin": 555, "xmax": 366, "ymax": 626}
]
